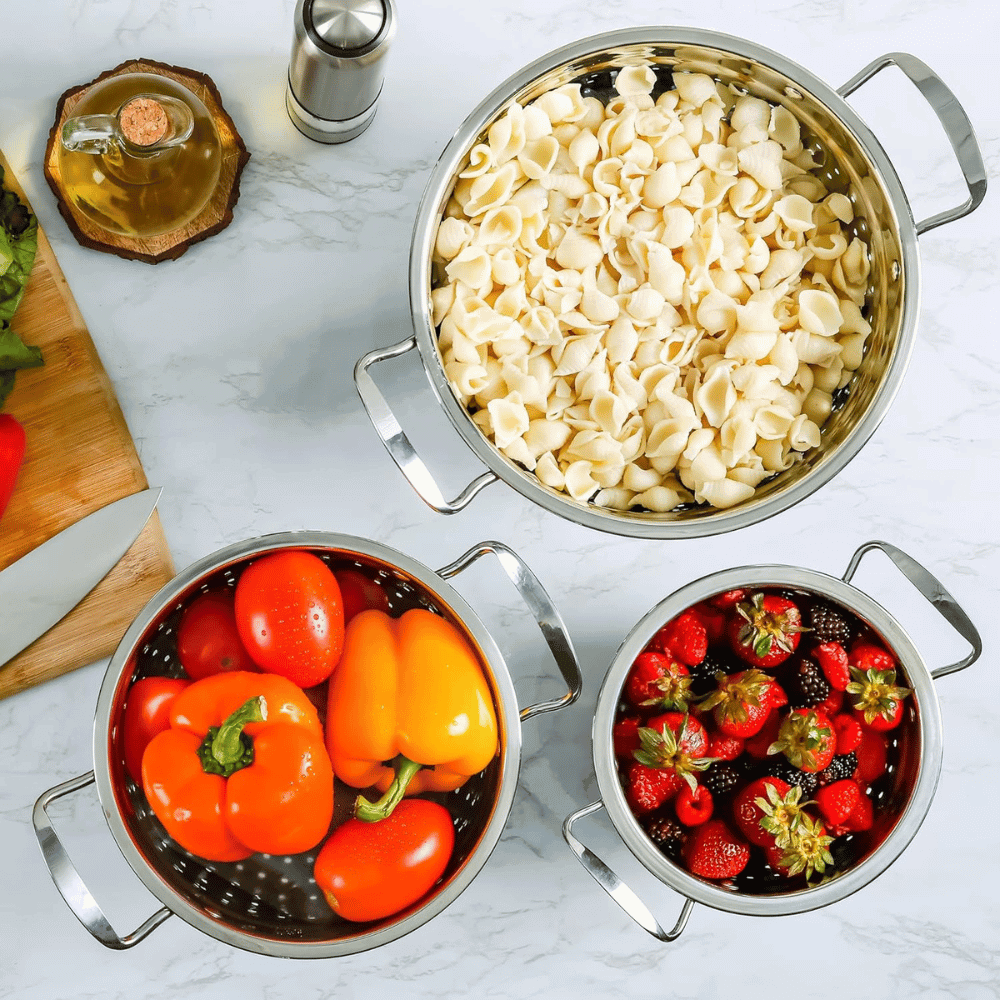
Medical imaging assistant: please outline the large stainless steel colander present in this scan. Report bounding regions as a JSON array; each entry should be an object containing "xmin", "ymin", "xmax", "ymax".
[
  {"xmin": 562, "ymin": 541, "xmax": 981, "ymax": 939},
  {"xmin": 33, "ymin": 533, "xmax": 582, "ymax": 957},
  {"xmin": 355, "ymin": 28, "xmax": 986, "ymax": 538}
]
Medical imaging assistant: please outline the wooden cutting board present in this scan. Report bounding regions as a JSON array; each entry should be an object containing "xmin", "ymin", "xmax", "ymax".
[{"xmin": 0, "ymin": 150, "xmax": 175, "ymax": 700}]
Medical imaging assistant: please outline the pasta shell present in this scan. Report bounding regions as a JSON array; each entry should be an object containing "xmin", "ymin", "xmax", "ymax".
[{"xmin": 616, "ymin": 64, "xmax": 658, "ymax": 98}]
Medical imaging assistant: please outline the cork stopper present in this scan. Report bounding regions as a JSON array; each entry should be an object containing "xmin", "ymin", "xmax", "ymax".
[{"xmin": 119, "ymin": 97, "xmax": 169, "ymax": 146}]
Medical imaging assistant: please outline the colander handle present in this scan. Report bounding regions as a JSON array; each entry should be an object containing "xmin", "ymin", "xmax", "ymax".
[
  {"xmin": 32, "ymin": 771, "xmax": 172, "ymax": 950},
  {"xmin": 437, "ymin": 540, "xmax": 582, "ymax": 720},
  {"xmin": 562, "ymin": 800, "xmax": 695, "ymax": 942},
  {"xmin": 354, "ymin": 336, "xmax": 499, "ymax": 514},
  {"xmin": 843, "ymin": 540, "xmax": 982, "ymax": 679},
  {"xmin": 838, "ymin": 53, "xmax": 987, "ymax": 235}
]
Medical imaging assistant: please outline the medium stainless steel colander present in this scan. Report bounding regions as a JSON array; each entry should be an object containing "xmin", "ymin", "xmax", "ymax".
[
  {"xmin": 354, "ymin": 28, "xmax": 986, "ymax": 538},
  {"xmin": 562, "ymin": 541, "xmax": 981, "ymax": 940},
  {"xmin": 33, "ymin": 532, "xmax": 582, "ymax": 957}
]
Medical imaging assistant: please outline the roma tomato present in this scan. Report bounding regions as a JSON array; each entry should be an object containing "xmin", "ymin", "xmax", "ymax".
[
  {"xmin": 234, "ymin": 550, "xmax": 345, "ymax": 688},
  {"xmin": 176, "ymin": 591, "xmax": 258, "ymax": 680},
  {"xmin": 314, "ymin": 799, "xmax": 454, "ymax": 922},
  {"xmin": 122, "ymin": 676, "xmax": 189, "ymax": 782},
  {"xmin": 334, "ymin": 568, "xmax": 390, "ymax": 623}
]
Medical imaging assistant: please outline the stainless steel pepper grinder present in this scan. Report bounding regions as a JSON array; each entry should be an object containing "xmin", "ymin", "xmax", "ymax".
[{"xmin": 286, "ymin": 0, "xmax": 397, "ymax": 143}]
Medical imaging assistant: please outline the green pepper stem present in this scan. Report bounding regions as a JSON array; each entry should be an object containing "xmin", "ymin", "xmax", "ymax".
[
  {"xmin": 354, "ymin": 755, "xmax": 423, "ymax": 823},
  {"xmin": 197, "ymin": 696, "xmax": 267, "ymax": 778}
]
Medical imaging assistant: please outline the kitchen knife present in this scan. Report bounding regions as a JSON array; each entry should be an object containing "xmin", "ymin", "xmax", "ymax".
[{"xmin": 0, "ymin": 487, "xmax": 162, "ymax": 667}]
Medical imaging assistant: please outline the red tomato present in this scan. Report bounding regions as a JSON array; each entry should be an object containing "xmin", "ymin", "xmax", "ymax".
[
  {"xmin": 176, "ymin": 590, "xmax": 259, "ymax": 680},
  {"xmin": 122, "ymin": 676, "xmax": 189, "ymax": 782},
  {"xmin": 314, "ymin": 799, "xmax": 454, "ymax": 922},
  {"xmin": 234, "ymin": 550, "xmax": 345, "ymax": 688},
  {"xmin": 334, "ymin": 568, "xmax": 390, "ymax": 623}
]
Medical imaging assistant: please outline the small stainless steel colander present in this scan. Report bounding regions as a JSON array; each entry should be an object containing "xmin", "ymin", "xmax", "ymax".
[
  {"xmin": 562, "ymin": 541, "xmax": 981, "ymax": 939},
  {"xmin": 34, "ymin": 533, "xmax": 582, "ymax": 957}
]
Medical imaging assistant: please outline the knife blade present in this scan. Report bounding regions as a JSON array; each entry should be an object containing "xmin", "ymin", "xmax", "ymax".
[{"xmin": 0, "ymin": 488, "xmax": 162, "ymax": 667}]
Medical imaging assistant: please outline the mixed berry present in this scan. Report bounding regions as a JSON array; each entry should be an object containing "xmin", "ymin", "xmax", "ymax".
[{"xmin": 615, "ymin": 587, "xmax": 914, "ymax": 891}]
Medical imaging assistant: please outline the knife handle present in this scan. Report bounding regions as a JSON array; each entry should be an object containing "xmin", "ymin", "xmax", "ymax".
[{"xmin": 33, "ymin": 771, "xmax": 172, "ymax": 949}]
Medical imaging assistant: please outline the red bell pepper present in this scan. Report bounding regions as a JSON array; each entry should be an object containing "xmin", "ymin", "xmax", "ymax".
[{"xmin": 0, "ymin": 413, "xmax": 25, "ymax": 520}]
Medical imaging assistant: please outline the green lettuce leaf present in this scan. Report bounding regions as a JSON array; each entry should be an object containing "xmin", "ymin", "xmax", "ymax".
[
  {"xmin": 0, "ymin": 164, "xmax": 42, "ymax": 406},
  {"xmin": 0, "ymin": 325, "xmax": 43, "ymax": 369},
  {"xmin": 0, "ymin": 166, "xmax": 38, "ymax": 326}
]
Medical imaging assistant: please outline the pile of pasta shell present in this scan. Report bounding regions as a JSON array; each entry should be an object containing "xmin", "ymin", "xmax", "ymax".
[{"xmin": 431, "ymin": 65, "xmax": 872, "ymax": 512}]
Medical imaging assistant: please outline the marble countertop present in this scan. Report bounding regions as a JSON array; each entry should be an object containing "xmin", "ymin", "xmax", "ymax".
[{"xmin": 2, "ymin": 1, "xmax": 998, "ymax": 996}]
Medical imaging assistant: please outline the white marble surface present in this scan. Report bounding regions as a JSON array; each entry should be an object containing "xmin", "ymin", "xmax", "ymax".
[{"xmin": 2, "ymin": 0, "xmax": 999, "ymax": 995}]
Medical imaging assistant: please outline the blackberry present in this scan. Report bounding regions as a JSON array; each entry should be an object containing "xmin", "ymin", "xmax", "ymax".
[
  {"xmin": 642, "ymin": 814, "xmax": 686, "ymax": 860},
  {"xmin": 688, "ymin": 651, "xmax": 731, "ymax": 697},
  {"xmin": 702, "ymin": 762, "xmax": 740, "ymax": 798},
  {"xmin": 830, "ymin": 836, "xmax": 854, "ymax": 870},
  {"xmin": 809, "ymin": 602, "xmax": 853, "ymax": 645},
  {"xmin": 732, "ymin": 753, "xmax": 760, "ymax": 775},
  {"xmin": 818, "ymin": 751, "xmax": 858, "ymax": 786},
  {"xmin": 762, "ymin": 759, "xmax": 820, "ymax": 798},
  {"xmin": 787, "ymin": 655, "xmax": 831, "ymax": 708}
]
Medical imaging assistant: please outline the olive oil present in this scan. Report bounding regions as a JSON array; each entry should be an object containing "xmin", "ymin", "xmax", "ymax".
[{"xmin": 58, "ymin": 73, "xmax": 221, "ymax": 238}]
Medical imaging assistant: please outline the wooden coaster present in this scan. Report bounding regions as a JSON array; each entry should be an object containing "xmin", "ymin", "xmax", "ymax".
[{"xmin": 43, "ymin": 58, "xmax": 251, "ymax": 264}]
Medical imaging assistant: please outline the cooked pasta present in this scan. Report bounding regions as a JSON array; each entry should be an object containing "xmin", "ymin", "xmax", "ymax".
[{"xmin": 432, "ymin": 66, "xmax": 872, "ymax": 511}]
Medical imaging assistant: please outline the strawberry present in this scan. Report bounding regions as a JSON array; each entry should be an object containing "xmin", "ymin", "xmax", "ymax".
[
  {"xmin": 815, "ymin": 779, "xmax": 863, "ymax": 826},
  {"xmin": 855, "ymin": 727, "xmax": 888, "ymax": 782},
  {"xmin": 727, "ymin": 592, "xmax": 808, "ymax": 669},
  {"xmin": 855, "ymin": 700, "xmax": 905, "ymax": 731},
  {"xmin": 744, "ymin": 709, "xmax": 782, "ymax": 759},
  {"xmin": 767, "ymin": 708, "xmax": 836, "ymax": 773},
  {"xmin": 841, "ymin": 791, "xmax": 873, "ymax": 832},
  {"xmin": 624, "ymin": 651, "xmax": 692, "ymax": 709},
  {"xmin": 817, "ymin": 687, "xmax": 844, "ymax": 717},
  {"xmin": 652, "ymin": 611, "xmax": 708, "ymax": 667},
  {"xmin": 766, "ymin": 681, "xmax": 788, "ymax": 709},
  {"xmin": 831, "ymin": 713, "xmax": 863, "ymax": 754},
  {"xmin": 850, "ymin": 641, "xmax": 897, "ymax": 674},
  {"xmin": 631, "ymin": 712, "xmax": 716, "ymax": 802},
  {"xmin": 675, "ymin": 783, "xmax": 713, "ymax": 826},
  {"xmin": 707, "ymin": 732, "xmax": 745, "ymax": 761},
  {"xmin": 732, "ymin": 776, "xmax": 808, "ymax": 847},
  {"xmin": 644, "ymin": 712, "xmax": 710, "ymax": 758},
  {"xmin": 709, "ymin": 589, "xmax": 746, "ymax": 609},
  {"xmin": 846, "ymin": 664, "xmax": 911, "ymax": 731},
  {"xmin": 764, "ymin": 842, "xmax": 789, "ymax": 873},
  {"xmin": 691, "ymin": 601, "xmax": 727, "ymax": 644},
  {"xmin": 815, "ymin": 642, "xmax": 851, "ymax": 691},
  {"xmin": 613, "ymin": 716, "xmax": 641, "ymax": 760},
  {"xmin": 763, "ymin": 814, "xmax": 834, "ymax": 878},
  {"xmin": 699, "ymin": 669, "xmax": 775, "ymax": 738},
  {"xmin": 624, "ymin": 761, "xmax": 682, "ymax": 815},
  {"xmin": 682, "ymin": 820, "xmax": 750, "ymax": 879}
]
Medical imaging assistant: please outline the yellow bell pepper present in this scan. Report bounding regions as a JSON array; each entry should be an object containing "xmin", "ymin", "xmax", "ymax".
[{"xmin": 325, "ymin": 607, "xmax": 499, "ymax": 821}]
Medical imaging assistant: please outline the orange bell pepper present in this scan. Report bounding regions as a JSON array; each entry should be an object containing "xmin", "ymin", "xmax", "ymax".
[
  {"xmin": 325, "ymin": 608, "xmax": 499, "ymax": 821},
  {"xmin": 141, "ymin": 671, "xmax": 334, "ymax": 861}
]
